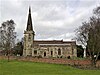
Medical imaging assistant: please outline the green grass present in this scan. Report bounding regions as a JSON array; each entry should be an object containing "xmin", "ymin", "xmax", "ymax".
[{"xmin": 0, "ymin": 60, "xmax": 100, "ymax": 75}]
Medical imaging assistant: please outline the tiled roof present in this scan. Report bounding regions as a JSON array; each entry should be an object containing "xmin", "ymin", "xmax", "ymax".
[{"xmin": 33, "ymin": 40, "xmax": 76, "ymax": 46}]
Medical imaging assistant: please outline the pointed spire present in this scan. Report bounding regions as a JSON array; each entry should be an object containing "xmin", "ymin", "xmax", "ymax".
[
  {"xmin": 26, "ymin": 6, "xmax": 33, "ymax": 31},
  {"xmin": 29, "ymin": 6, "xmax": 31, "ymax": 14}
]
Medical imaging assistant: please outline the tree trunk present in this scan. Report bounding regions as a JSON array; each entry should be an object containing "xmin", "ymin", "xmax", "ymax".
[
  {"xmin": 7, "ymin": 54, "xmax": 10, "ymax": 62},
  {"xmin": 91, "ymin": 57, "xmax": 96, "ymax": 67},
  {"xmin": 7, "ymin": 50, "xmax": 10, "ymax": 62}
]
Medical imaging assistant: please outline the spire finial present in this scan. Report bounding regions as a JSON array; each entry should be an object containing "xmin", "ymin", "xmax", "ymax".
[{"xmin": 29, "ymin": 6, "xmax": 31, "ymax": 13}]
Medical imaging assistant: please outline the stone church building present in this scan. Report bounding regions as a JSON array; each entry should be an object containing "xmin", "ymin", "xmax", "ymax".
[{"xmin": 23, "ymin": 7, "xmax": 77, "ymax": 58}]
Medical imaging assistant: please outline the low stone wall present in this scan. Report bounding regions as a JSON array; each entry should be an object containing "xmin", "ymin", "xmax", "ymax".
[{"xmin": 0, "ymin": 56, "xmax": 100, "ymax": 67}]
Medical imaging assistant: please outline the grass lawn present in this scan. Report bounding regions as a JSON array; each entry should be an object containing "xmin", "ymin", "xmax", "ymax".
[{"xmin": 0, "ymin": 60, "xmax": 100, "ymax": 75}]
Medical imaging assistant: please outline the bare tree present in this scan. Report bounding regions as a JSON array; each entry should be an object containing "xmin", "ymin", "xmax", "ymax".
[
  {"xmin": 76, "ymin": 22, "xmax": 89, "ymax": 47},
  {"xmin": 94, "ymin": 6, "xmax": 100, "ymax": 18},
  {"xmin": 87, "ymin": 16, "xmax": 100, "ymax": 67},
  {"xmin": 0, "ymin": 19, "xmax": 16, "ymax": 61},
  {"xmin": 76, "ymin": 6, "xmax": 100, "ymax": 67}
]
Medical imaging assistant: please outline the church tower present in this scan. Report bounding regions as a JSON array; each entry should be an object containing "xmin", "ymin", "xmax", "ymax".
[{"xmin": 23, "ymin": 7, "xmax": 35, "ymax": 56}]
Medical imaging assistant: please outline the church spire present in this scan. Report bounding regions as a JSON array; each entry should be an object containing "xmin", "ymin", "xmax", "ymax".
[
  {"xmin": 26, "ymin": 6, "xmax": 33, "ymax": 31},
  {"xmin": 29, "ymin": 6, "xmax": 31, "ymax": 14}
]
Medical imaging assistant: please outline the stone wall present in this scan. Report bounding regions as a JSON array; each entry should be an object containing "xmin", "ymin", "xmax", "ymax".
[
  {"xmin": 32, "ymin": 45, "xmax": 77, "ymax": 58},
  {"xmin": 23, "ymin": 31, "xmax": 34, "ymax": 56}
]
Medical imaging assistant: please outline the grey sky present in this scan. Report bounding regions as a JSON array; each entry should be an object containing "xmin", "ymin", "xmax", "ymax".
[{"xmin": 0, "ymin": 0, "xmax": 100, "ymax": 41}]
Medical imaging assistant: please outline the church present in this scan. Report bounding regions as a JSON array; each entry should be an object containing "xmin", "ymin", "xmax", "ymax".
[{"xmin": 23, "ymin": 7, "xmax": 77, "ymax": 58}]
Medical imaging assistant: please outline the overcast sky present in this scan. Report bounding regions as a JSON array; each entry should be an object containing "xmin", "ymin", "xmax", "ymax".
[{"xmin": 0, "ymin": 0, "xmax": 100, "ymax": 41}]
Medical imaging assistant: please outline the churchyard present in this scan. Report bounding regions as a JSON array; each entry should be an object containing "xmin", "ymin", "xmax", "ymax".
[{"xmin": 0, "ymin": 56, "xmax": 100, "ymax": 75}]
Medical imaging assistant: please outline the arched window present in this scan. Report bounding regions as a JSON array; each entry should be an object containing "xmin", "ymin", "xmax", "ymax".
[
  {"xmin": 51, "ymin": 51, "xmax": 53, "ymax": 56},
  {"xmin": 58, "ymin": 48, "xmax": 61, "ymax": 55},
  {"xmin": 34, "ymin": 50, "xmax": 37, "ymax": 55},
  {"xmin": 44, "ymin": 52, "xmax": 46, "ymax": 57}
]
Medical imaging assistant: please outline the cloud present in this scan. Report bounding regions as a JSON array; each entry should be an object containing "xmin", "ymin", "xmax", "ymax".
[{"xmin": 0, "ymin": 0, "xmax": 99, "ymax": 41}]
